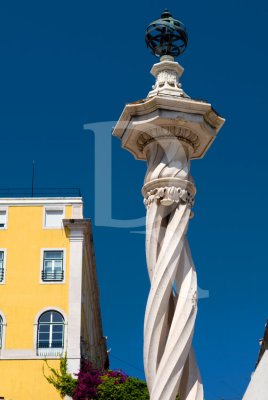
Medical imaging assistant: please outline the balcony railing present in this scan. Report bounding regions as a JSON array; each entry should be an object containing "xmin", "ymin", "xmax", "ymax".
[
  {"xmin": 0, "ymin": 268, "xmax": 4, "ymax": 282},
  {"xmin": 41, "ymin": 270, "xmax": 64, "ymax": 282},
  {"xmin": 37, "ymin": 341, "xmax": 64, "ymax": 357}
]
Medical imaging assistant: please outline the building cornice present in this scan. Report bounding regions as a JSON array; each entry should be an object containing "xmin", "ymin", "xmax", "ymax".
[
  {"xmin": 63, "ymin": 219, "xmax": 91, "ymax": 240},
  {"xmin": 0, "ymin": 198, "xmax": 83, "ymax": 206}
]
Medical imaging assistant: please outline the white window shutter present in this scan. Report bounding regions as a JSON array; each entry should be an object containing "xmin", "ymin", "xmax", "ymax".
[
  {"xmin": 45, "ymin": 209, "xmax": 63, "ymax": 228},
  {"xmin": 0, "ymin": 211, "xmax": 7, "ymax": 227}
]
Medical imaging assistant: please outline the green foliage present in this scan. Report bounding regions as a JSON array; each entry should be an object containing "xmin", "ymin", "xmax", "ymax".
[
  {"xmin": 43, "ymin": 354, "xmax": 77, "ymax": 398},
  {"xmin": 96, "ymin": 376, "xmax": 150, "ymax": 400},
  {"xmin": 44, "ymin": 356, "xmax": 180, "ymax": 400}
]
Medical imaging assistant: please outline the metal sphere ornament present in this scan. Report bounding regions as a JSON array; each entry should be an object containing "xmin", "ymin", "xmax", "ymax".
[{"xmin": 145, "ymin": 10, "xmax": 188, "ymax": 59}]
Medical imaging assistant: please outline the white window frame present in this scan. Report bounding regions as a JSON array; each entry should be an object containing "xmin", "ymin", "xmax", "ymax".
[
  {"xmin": 0, "ymin": 311, "xmax": 7, "ymax": 351},
  {"xmin": 0, "ymin": 207, "xmax": 8, "ymax": 230},
  {"xmin": 43, "ymin": 206, "xmax": 65, "ymax": 229},
  {"xmin": 0, "ymin": 249, "xmax": 7, "ymax": 285},
  {"xmin": 40, "ymin": 248, "xmax": 66, "ymax": 284},
  {"xmin": 34, "ymin": 308, "xmax": 67, "ymax": 358}
]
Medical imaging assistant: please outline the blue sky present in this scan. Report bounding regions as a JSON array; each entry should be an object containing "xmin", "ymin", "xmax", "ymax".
[{"xmin": 0, "ymin": 1, "xmax": 268, "ymax": 399}]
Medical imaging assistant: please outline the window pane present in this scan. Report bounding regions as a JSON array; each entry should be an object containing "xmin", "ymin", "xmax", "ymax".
[
  {"xmin": 45, "ymin": 209, "xmax": 63, "ymax": 228},
  {"xmin": 51, "ymin": 341, "xmax": 63, "ymax": 348},
  {"xmin": 39, "ymin": 333, "xmax": 49, "ymax": 340},
  {"xmin": 53, "ymin": 333, "xmax": 63, "ymax": 341},
  {"xmin": 51, "ymin": 312, "xmax": 64, "ymax": 323},
  {"xmin": 38, "ymin": 341, "xmax": 50, "ymax": 348},
  {"xmin": 44, "ymin": 260, "xmax": 53, "ymax": 270},
  {"xmin": 39, "ymin": 312, "xmax": 51, "ymax": 323},
  {"xmin": 44, "ymin": 251, "xmax": 63, "ymax": 260},
  {"xmin": 39, "ymin": 324, "xmax": 50, "ymax": 333},
  {"xmin": 52, "ymin": 325, "xmax": 63, "ymax": 333},
  {"xmin": 0, "ymin": 252, "xmax": 3, "ymax": 261},
  {"xmin": 54, "ymin": 260, "xmax": 63, "ymax": 267},
  {"xmin": 54, "ymin": 260, "xmax": 63, "ymax": 271}
]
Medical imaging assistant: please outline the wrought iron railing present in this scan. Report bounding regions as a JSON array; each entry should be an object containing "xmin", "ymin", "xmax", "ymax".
[
  {"xmin": 0, "ymin": 268, "xmax": 4, "ymax": 282},
  {"xmin": 41, "ymin": 270, "xmax": 64, "ymax": 282}
]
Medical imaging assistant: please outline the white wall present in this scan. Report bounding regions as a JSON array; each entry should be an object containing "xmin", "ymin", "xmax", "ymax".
[{"xmin": 243, "ymin": 351, "xmax": 268, "ymax": 400}]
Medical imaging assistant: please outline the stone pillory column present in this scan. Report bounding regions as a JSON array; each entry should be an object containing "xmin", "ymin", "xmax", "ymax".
[{"xmin": 113, "ymin": 10, "xmax": 225, "ymax": 400}]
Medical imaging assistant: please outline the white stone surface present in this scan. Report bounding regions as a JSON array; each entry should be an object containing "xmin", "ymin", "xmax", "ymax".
[
  {"xmin": 63, "ymin": 219, "xmax": 107, "ymax": 374},
  {"xmin": 243, "ymin": 351, "xmax": 268, "ymax": 400},
  {"xmin": 66, "ymin": 224, "xmax": 84, "ymax": 375}
]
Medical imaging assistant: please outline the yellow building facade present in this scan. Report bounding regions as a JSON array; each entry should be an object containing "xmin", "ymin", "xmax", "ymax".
[{"xmin": 0, "ymin": 197, "xmax": 106, "ymax": 400}]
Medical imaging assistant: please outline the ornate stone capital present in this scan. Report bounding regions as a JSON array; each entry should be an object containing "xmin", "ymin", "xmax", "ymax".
[{"xmin": 137, "ymin": 126, "xmax": 200, "ymax": 155}]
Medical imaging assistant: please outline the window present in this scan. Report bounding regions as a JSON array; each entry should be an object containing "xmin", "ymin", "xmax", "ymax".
[
  {"xmin": 42, "ymin": 251, "xmax": 64, "ymax": 282},
  {"xmin": 0, "ymin": 315, "xmax": 3, "ymax": 349},
  {"xmin": 0, "ymin": 252, "xmax": 4, "ymax": 283},
  {"xmin": 37, "ymin": 311, "xmax": 64, "ymax": 356},
  {"xmin": 44, "ymin": 208, "xmax": 64, "ymax": 228},
  {"xmin": 0, "ymin": 210, "xmax": 7, "ymax": 229}
]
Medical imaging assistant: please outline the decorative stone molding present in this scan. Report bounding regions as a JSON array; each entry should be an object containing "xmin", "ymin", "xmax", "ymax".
[
  {"xmin": 204, "ymin": 109, "xmax": 224, "ymax": 129},
  {"xmin": 147, "ymin": 60, "xmax": 189, "ymax": 98},
  {"xmin": 152, "ymin": 69, "xmax": 182, "ymax": 91},
  {"xmin": 137, "ymin": 126, "xmax": 200, "ymax": 154},
  {"xmin": 142, "ymin": 176, "xmax": 196, "ymax": 209},
  {"xmin": 144, "ymin": 186, "xmax": 194, "ymax": 208}
]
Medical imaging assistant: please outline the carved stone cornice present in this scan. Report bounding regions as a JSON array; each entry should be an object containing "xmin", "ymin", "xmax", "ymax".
[
  {"xmin": 113, "ymin": 93, "xmax": 225, "ymax": 161},
  {"xmin": 137, "ymin": 126, "xmax": 200, "ymax": 153}
]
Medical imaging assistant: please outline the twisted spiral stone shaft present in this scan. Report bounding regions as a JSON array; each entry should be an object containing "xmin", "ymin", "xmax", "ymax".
[{"xmin": 142, "ymin": 139, "xmax": 203, "ymax": 400}]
